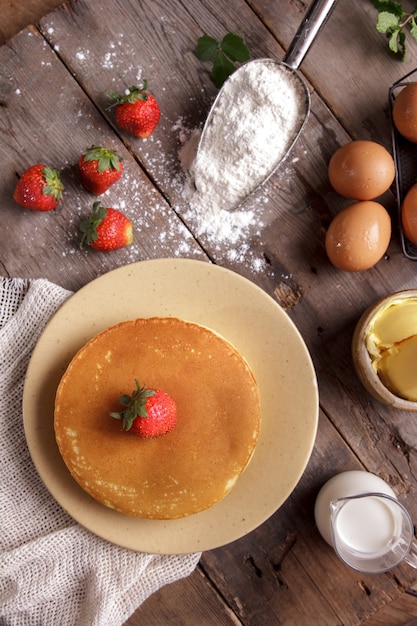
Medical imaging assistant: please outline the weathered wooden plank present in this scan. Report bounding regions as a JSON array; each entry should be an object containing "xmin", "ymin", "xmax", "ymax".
[
  {"xmin": 0, "ymin": 25, "xmax": 207, "ymax": 291},
  {"xmin": 125, "ymin": 566, "xmax": 243, "ymax": 626},
  {"xmin": 361, "ymin": 591, "xmax": 417, "ymax": 625},
  {"xmin": 0, "ymin": 0, "xmax": 65, "ymax": 44}
]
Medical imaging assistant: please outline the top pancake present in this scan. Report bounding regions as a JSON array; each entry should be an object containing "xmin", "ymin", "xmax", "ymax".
[{"xmin": 54, "ymin": 317, "xmax": 261, "ymax": 519}]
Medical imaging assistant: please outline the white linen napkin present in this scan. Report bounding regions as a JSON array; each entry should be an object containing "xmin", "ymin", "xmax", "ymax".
[{"xmin": 0, "ymin": 277, "xmax": 200, "ymax": 626}]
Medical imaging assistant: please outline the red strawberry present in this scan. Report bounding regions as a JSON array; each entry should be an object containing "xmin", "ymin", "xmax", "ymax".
[
  {"xmin": 79, "ymin": 201, "xmax": 133, "ymax": 251},
  {"xmin": 109, "ymin": 81, "xmax": 160, "ymax": 138},
  {"xmin": 110, "ymin": 380, "xmax": 177, "ymax": 439},
  {"xmin": 79, "ymin": 145, "xmax": 123, "ymax": 195},
  {"xmin": 13, "ymin": 164, "xmax": 64, "ymax": 211}
]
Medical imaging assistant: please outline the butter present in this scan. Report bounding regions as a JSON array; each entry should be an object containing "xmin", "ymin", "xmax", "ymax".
[
  {"xmin": 378, "ymin": 335, "xmax": 417, "ymax": 401},
  {"xmin": 365, "ymin": 297, "xmax": 417, "ymax": 402}
]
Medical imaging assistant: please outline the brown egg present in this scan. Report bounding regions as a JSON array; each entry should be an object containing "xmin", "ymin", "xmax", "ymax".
[
  {"xmin": 328, "ymin": 140, "xmax": 395, "ymax": 200},
  {"xmin": 325, "ymin": 201, "xmax": 391, "ymax": 271},
  {"xmin": 392, "ymin": 83, "xmax": 417, "ymax": 143},
  {"xmin": 401, "ymin": 182, "xmax": 417, "ymax": 244}
]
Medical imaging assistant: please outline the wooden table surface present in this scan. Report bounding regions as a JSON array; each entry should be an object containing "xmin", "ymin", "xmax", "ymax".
[{"xmin": 2, "ymin": 0, "xmax": 417, "ymax": 623}]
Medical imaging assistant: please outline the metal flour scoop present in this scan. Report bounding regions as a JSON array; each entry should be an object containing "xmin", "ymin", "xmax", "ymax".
[{"xmin": 193, "ymin": 0, "xmax": 338, "ymax": 212}]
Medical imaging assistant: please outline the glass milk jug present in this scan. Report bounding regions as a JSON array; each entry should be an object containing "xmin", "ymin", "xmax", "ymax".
[{"xmin": 315, "ymin": 471, "xmax": 417, "ymax": 574}]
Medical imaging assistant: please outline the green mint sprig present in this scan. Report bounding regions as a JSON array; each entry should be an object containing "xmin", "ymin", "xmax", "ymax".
[
  {"xmin": 370, "ymin": 0, "xmax": 417, "ymax": 60},
  {"xmin": 195, "ymin": 32, "xmax": 250, "ymax": 88}
]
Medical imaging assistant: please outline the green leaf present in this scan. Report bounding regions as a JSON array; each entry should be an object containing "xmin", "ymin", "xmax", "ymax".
[
  {"xmin": 221, "ymin": 33, "xmax": 250, "ymax": 62},
  {"xmin": 196, "ymin": 35, "xmax": 219, "ymax": 61},
  {"xmin": 195, "ymin": 31, "xmax": 250, "ymax": 87},
  {"xmin": 388, "ymin": 26, "xmax": 400, "ymax": 52},
  {"xmin": 376, "ymin": 10, "xmax": 400, "ymax": 32},
  {"xmin": 370, "ymin": 0, "xmax": 406, "ymax": 18},
  {"xmin": 390, "ymin": 28, "xmax": 406, "ymax": 58},
  {"xmin": 410, "ymin": 14, "xmax": 417, "ymax": 40},
  {"xmin": 370, "ymin": 0, "xmax": 416, "ymax": 60},
  {"xmin": 211, "ymin": 52, "xmax": 236, "ymax": 88}
]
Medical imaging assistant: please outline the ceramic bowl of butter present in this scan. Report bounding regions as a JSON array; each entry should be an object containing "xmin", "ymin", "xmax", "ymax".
[{"xmin": 352, "ymin": 290, "xmax": 417, "ymax": 411}]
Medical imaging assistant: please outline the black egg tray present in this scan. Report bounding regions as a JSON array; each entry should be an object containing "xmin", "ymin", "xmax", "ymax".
[{"xmin": 389, "ymin": 67, "xmax": 417, "ymax": 260}]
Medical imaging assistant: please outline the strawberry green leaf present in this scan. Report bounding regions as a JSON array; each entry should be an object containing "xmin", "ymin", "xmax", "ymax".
[
  {"xmin": 195, "ymin": 31, "xmax": 250, "ymax": 87},
  {"xmin": 42, "ymin": 166, "xmax": 64, "ymax": 200},
  {"xmin": 221, "ymin": 33, "xmax": 250, "ymax": 62},
  {"xmin": 110, "ymin": 380, "xmax": 156, "ymax": 431},
  {"xmin": 119, "ymin": 394, "xmax": 132, "ymax": 406},
  {"xmin": 83, "ymin": 146, "xmax": 122, "ymax": 173},
  {"xmin": 79, "ymin": 201, "xmax": 107, "ymax": 248},
  {"xmin": 211, "ymin": 53, "xmax": 236, "ymax": 88},
  {"xmin": 108, "ymin": 83, "xmax": 149, "ymax": 106},
  {"xmin": 196, "ymin": 35, "xmax": 219, "ymax": 61}
]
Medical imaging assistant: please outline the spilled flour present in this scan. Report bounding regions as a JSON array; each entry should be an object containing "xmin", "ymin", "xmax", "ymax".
[
  {"xmin": 174, "ymin": 60, "xmax": 307, "ymax": 271},
  {"xmin": 176, "ymin": 123, "xmax": 261, "ymax": 250}
]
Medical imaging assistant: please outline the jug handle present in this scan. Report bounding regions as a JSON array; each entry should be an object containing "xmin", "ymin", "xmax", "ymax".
[{"xmin": 404, "ymin": 541, "xmax": 417, "ymax": 569}]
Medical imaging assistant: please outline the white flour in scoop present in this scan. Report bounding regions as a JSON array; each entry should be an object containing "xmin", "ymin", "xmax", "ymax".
[{"xmin": 191, "ymin": 60, "xmax": 308, "ymax": 213}]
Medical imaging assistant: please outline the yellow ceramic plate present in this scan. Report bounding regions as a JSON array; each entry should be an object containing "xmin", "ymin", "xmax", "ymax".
[{"xmin": 23, "ymin": 258, "xmax": 318, "ymax": 554}]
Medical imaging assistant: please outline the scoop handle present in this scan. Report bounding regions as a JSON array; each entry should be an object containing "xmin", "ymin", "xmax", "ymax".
[{"xmin": 283, "ymin": 0, "xmax": 338, "ymax": 70}]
